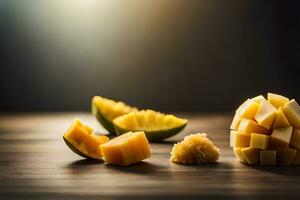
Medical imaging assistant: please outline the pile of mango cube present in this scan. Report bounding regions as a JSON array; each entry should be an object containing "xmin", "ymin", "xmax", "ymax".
[{"xmin": 230, "ymin": 93, "xmax": 300, "ymax": 166}]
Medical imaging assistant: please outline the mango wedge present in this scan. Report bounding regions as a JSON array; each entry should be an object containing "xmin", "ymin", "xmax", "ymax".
[
  {"xmin": 100, "ymin": 131, "xmax": 151, "ymax": 166},
  {"xmin": 63, "ymin": 119, "xmax": 109, "ymax": 159}
]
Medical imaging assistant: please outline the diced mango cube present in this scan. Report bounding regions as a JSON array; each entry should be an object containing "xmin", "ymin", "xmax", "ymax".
[
  {"xmin": 277, "ymin": 148, "xmax": 296, "ymax": 166},
  {"xmin": 100, "ymin": 131, "xmax": 151, "ymax": 166},
  {"xmin": 267, "ymin": 93, "xmax": 289, "ymax": 108},
  {"xmin": 230, "ymin": 114, "xmax": 242, "ymax": 130},
  {"xmin": 272, "ymin": 107, "xmax": 290, "ymax": 129},
  {"xmin": 260, "ymin": 150, "xmax": 276, "ymax": 166},
  {"xmin": 236, "ymin": 99, "xmax": 259, "ymax": 119},
  {"xmin": 252, "ymin": 95, "xmax": 266, "ymax": 103},
  {"xmin": 237, "ymin": 118, "xmax": 269, "ymax": 135},
  {"xmin": 79, "ymin": 134, "xmax": 109, "ymax": 158},
  {"xmin": 292, "ymin": 150, "xmax": 300, "ymax": 165},
  {"xmin": 233, "ymin": 147, "xmax": 247, "ymax": 163},
  {"xmin": 290, "ymin": 128, "xmax": 300, "ymax": 149},
  {"xmin": 254, "ymin": 99, "xmax": 277, "ymax": 129},
  {"xmin": 250, "ymin": 133, "xmax": 270, "ymax": 150},
  {"xmin": 282, "ymin": 99, "xmax": 300, "ymax": 128},
  {"xmin": 64, "ymin": 125, "xmax": 91, "ymax": 146},
  {"xmin": 271, "ymin": 126, "xmax": 293, "ymax": 149},
  {"xmin": 241, "ymin": 147, "xmax": 260, "ymax": 165},
  {"xmin": 230, "ymin": 130, "xmax": 250, "ymax": 148}
]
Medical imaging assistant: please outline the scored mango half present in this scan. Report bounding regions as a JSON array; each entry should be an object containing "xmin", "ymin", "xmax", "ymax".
[
  {"xmin": 63, "ymin": 119, "xmax": 109, "ymax": 159},
  {"xmin": 100, "ymin": 131, "xmax": 151, "ymax": 166},
  {"xmin": 92, "ymin": 96, "xmax": 138, "ymax": 133},
  {"xmin": 112, "ymin": 110, "xmax": 188, "ymax": 141}
]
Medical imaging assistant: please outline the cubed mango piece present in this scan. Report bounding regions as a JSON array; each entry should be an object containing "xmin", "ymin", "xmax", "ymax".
[
  {"xmin": 272, "ymin": 107, "xmax": 290, "ymax": 129},
  {"xmin": 64, "ymin": 124, "xmax": 91, "ymax": 147},
  {"xmin": 79, "ymin": 134, "xmax": 109, "ymax": 158},
  {"xmin": 254, "ymin": 99, "xmax": 277, "ymax": 129},
  {"xmin": 282, "ymin": 99, "xmax": 300, "ymax": 128},
  {"xmin": 237, "ymin": 118, "xmax": 269, "ymax": 135},
  {"xmin": 277, "ymin": 148, "xmax": 296, "ymax": 166},
  {"xmin": 233, "ymin": 147, "xmax": 247, "ymax": 163},
  {"xmin": 267, "ymin": 93, "xmax": 289, "ymax": 109},
  {"xmin": 250, "ymin": 133, "xmax": 270, "ymax": 150},
  {"xmin": 271, "ymin": 126, "xmax": 293, "ymax": 149},
  {"xmin": 260, "ymin": 150, "xmax": 276, "ymax": 166},
  {"xmin": 230, "ymin": 130, "xmax": 250, "ymax": 148},
  {"xmin": 241, "ymin": 147, "xmax": 260, "ymax": 165},
  {"xmin": 290, "ymin": 128, "xmax": 300, "ymax": 149},
  {"xmin": 236, "ymin": 99, "xmax": 259, "ymax": 119},
  {"xmin": 252, "ymin": 95, "xmax": 266, "ymax": 103},
  {"xmin": 100, "ymin": 131, "xmax": 151, "ymax": 166},
  {"xmin": 230, "ymin": 114, "xmax": 242, "ymax": 130}
]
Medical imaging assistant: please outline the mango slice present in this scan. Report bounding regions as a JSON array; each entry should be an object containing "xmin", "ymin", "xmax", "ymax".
[
  {"xmin": 100, "ymin": 131, "xmax": 151, "ymax": 166},
  {"xmin": 236, "ymin": 99, "xmax": 259, "ymax": 119},
  {"xmin": 267, "ymin": 93, "xmax": 289, "ymax": 108},
  {"xmin": 113, "ymin": 110, "xmax": 188, "ymax": 141},
  {"xmin": 170, "ymin": 133, "xmax": 220, "ymax": 165},
  {"xmin": 92, "ymin": 96, "xmax": 138, "ymax": 133},
  {"xmin": 63, "ymin": 119, "xmax": 109, "ymax": 159},
  {"xmin": 282, "ymin": 99, "xmax": 300, "ymax": 128},
  {"xmin": 254, "ymin": 99, "xmax": 277, "ymax": 129},
  {"xmin": 230, "ymin": 93, "xmax": 300, "ymax": 166}
]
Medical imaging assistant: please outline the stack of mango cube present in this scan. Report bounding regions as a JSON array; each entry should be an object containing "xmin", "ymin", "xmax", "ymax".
[{"xmin": 230, "ymin": 93, "xmax": 300, "ymax": 166}]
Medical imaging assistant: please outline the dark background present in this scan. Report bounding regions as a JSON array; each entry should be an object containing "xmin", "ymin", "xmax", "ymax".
[{"xmin": 0, "ymin": 0, "xmax": 299, "ymax": 112}]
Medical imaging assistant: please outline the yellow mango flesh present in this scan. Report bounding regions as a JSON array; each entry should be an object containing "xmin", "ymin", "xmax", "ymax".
[
  {"xmin": 233, "ymin": 147, "xmax": 247, "ymax": 163},
  {"xmin": 63, "ymin": 119, "xmax": 109, "ymax": 159},
  {"xmin": 250, "ymin": 133, "xmax": 270, "ymax": 150},
  {"xmin": 236, "ymin": 99, "xmax": 259, "ymax": 119},
  {"xmin": 272, "ymin": 107, "xmax": 290, "ymax": 129},
  {"xmin": 100, "ymin": 131, "xmax": 151, "ymax": 166},
  {"xmin": 271, "ymin": 126, "xmax": 293, "ymax": 149},
  {"xmin": 230, "ymin": 130, "xmax": 250, "ymax": 148},
  {"xmin": 282, "ymin": 99, "xmax": 300, "ymax": 128},
  {"xmin": 230, "ymin": 114, "xmax": 242, "ymax": 130},
  {"xmin": 260, "ymin": 150, "xmax": 276, "ymax": 166},
  {"xmin": 277, "ymin": 148, "xmax": 296, "ymax": 166},
  {"xmin": 267, "ymin": 93, "xmax": 289, "ymax": 108},
  {"xmin": 241, "ymin": 147, "xmax": 260, "ymax": 165},
  {"xmin": 290, "ymin": 129, "xmax": 300, "ymax": 149},
  {"xmin": 237, "ymin": 118, "xmax": 269, "ymax": 135},
  {"xmin": 254, "ymin": 99, "xmax": 277, "ymax": 129}
]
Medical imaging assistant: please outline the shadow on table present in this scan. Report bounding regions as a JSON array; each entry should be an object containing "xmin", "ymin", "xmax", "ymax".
[{"xmin": 243, "ymin": 164, "xmax": 300, "ymax": 177}]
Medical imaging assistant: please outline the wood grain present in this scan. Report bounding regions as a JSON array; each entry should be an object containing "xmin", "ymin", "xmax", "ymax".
[{"xmin": 0, "ymin": 112, "xmax": 300, "ymax": 200}]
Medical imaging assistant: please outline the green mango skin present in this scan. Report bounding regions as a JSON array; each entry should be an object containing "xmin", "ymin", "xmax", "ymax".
[
  {"xmin": 63, "ymin": 137, "xmax": 99, "ymax": 159},
  {"xmin": 113, "ymin": 123, "xmax": 187, "ymax": 142},
  {"xmin": 91, "ymin": 102, "xmax": 116, "ymax": 134}
]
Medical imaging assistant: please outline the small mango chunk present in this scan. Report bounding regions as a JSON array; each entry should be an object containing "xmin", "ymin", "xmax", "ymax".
[
  {"xmin": 63, "ymin": 119, "xmax": 109, "ymax": 159},
  {"xmin": 250, "ymin": 133, "xmax": 270, "ymax": 150},
  {"xmin": 267, "ymin": 93, "xmax": 289, "ymax": 108},
  {"xmin": 237, "ymin": 118, "xmax": 269, "ymax": 135},
  {"xmin": 282, "ymin": 99, "xmax": 300, "ymax": 128},
  {"xmin": 277, "ymin": 148, "xmax": 296, "ymax": 166},
  {"xmin": 241, "ymin": 147, "xmax": 260, "ymax": 165},
  {"xmin": 233, "ymin": 147, "xmax": 247, "ymax": 163},
  {"xmin": 260, "ymin": 150, "xmax": 276, "ymax": 166},
  {"xmin": 272, "ymin": 107, "xmax": 290, "ymax": 129},
  {"xmin": 170, "ymin": 133, "xmax": 220, "ymax": 165},
  {"xmin": 271, "ymin": 126, "xmax": 293, "ymax": 149},
  {"xmin": 254, "ymin": 99, "xmax": 277, "ymax": 129},
  {"xmin": 230, "ymin": 114, "xmax": 242, "ymax": 130},
  {"xmin": 252, "ymin": 95, "xmax": 266, "ymax": 103},
  {"xmin": 64, "ymin": 119, "xmax": 92, "ymax": 147},
  {"xmin": 236, "ymin": 99, "xmax": 259, "ymax": 119},
  {"xmin": 230, "ymin": 130, "xmax": 250, "ymax": 148},
  {"xmin": 292, "ymin": 150, "xmax": 300, "ymax": 165},
  {"xmin": 290, "ymin": 129, "xmax": 300, "ymax": 149},
  {"xmin": 101, "ymin": 131, "xmax": 151, "ymax": 166}
]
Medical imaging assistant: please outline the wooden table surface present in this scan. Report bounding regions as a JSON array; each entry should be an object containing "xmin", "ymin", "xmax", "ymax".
[{"xmin": 0, "ymin": 112, "xmax": 300, "ymax": 200}]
